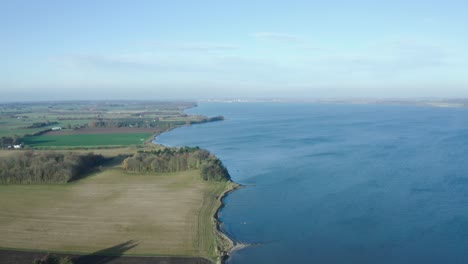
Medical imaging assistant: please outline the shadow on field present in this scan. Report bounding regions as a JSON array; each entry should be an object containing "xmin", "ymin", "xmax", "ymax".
[
  {"xmin": 23, "ymin": 139, "xmax": 56, "ymax": 145},
  {"xmin": 68, "ymin": 155, "xmax": 130, "ymax": 183},
  {"xmin": 0, "ymin": 245, "xmax": 213, "ymax": 264},
  {"xmin": 104, "ymin": 154, "xmax": 133, "ymax": 167},
  {"xmin": 73, "ymin": 240, "xmax": 138, "ymax": 264}
]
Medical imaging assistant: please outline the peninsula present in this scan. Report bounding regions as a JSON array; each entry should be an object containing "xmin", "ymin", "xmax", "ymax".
[{"xmin": 0, "ymin": 101, "xmax": 237, "ymax": 264}]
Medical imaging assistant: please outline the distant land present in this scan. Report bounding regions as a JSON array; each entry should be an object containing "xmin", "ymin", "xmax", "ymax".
[{"xmin": 200, "ymin": 98, "xmax": 468, "ymax": 108}]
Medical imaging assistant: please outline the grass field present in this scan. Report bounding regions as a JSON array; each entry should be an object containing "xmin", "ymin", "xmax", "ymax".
[
  {"xmin": 0, "ymin": 166, "xmax": 230, "ymax": 261},
  {"xmin": 23, "ymin": 133, "xmax": 153, "ymax": 147},
  {"xmin": 0, "ymin": 101, "xmax": 199, "ymax": 139},
  {"xmin": 0, "ymin": 148, "xmax": 142, "ymax": 159}
]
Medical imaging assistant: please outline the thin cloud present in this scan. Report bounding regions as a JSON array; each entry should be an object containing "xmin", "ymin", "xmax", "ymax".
[
  {"xmin": 151, "ymin": 41, "xmax": 240, "ymax": 51},
  {"xmin": 49, "ymin": 53, "xmax": 209, "ymax": 72},
  {"xmin": 306, "ymin": 42, "xmax": 451, "ymax": 80},
  {"xmin": 50, "ymin": 53, "xmax": 155, "ymax": 69},
  {"xmin": 252, "ymin": 32, "xmax": 304, "ymax": 43},
  {"xmin": 49, "ymin": 53, "xmax": 273, "ymax": 73},
  {"xmin": 251, "ymin": 32, "xmax": 325, "ymax": 51}
]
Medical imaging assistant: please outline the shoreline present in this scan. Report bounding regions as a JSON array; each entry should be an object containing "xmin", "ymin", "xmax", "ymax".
[
  {"xmin": 213, "ymin": 182, "xmax": 243, "ymax": 264},
  {"xmin": 151, "ymin": 114, "xmax": 243, "ymax": 264}
]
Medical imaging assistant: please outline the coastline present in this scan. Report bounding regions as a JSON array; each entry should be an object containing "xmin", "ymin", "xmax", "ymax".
[
  {"xmin": 1, "ymin": 101, "xmax": 242, "ymax": 264},
  {"xmin": 213, "ymin": 182, "xmax": 243, "ymax": 264},
  {"xmin": 151, "ymin": 114, "xmax": 242, "ymax": 264}
]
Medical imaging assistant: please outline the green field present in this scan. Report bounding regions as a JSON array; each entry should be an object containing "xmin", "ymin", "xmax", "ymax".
[
  {"xmin": 23, "ymin": 133, "xmax": 153, "ymax": 147},
  {"xmin": 0, "ymin": 101, "xmax": 200, "ymax": 139},
  {"xmin": 0, "ymin": 166, "xmax": 231, "ymax": 261}
]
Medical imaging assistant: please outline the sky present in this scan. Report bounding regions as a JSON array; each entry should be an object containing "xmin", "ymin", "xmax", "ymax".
[{"xmin": 2, "ymin": 0, "xmax": 468, "ymax": 101}]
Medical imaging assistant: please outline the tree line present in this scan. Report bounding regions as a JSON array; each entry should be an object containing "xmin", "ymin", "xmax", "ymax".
[
  {"xmin": 25, "ymin": 120, "xmax": 58, "ymax": 128},
  {"xmin": 0, "ymin": 135, "xmax": 22, "ymax": 147},
  {"xmin": 87, "ymin": 118, "xmax": 185, "ymax": 128},
  {"xmin": 0, "ymin": 151, "xmax": 105, "ymax": 184},
  {"xmin": 122, "ymin": 147, "xmax": 230, "ymax": 181},
  {"xmin": 185, "ymin": 115, "xmax": 224, "ymax": 125},
  {"xmin": 87, "ymin": 115, "xmax": 224, "ymax": 128}
]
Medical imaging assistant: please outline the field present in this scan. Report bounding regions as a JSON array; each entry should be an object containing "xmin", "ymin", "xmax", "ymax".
[
  {"xmin": 0, "ymin": 101, "xmax": 213, "ymax": 148},
  {"xmin": 0, "ymin": 147, "xmax": 139, "ymax": 159},
  {"xmin": 0, "ymin": 163, "xmax": 231, "ymax": 261},
  {"xmin": 0, "ymin": 101, "xmax": 233, "ymax": 263},
  {"xmin": 23, "ymin": 133, "xmax": 153, "ymax": 147}
]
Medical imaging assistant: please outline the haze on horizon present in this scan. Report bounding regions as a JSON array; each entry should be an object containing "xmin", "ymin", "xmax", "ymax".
[{"xmin": 2, "ymin": 0, "xmax": 468, "ymax": 101}]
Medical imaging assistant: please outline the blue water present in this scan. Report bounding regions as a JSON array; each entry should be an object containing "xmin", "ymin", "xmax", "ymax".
[{"xmin": 156, "ymin": 103, "xmax": 468, "ymax": 264}]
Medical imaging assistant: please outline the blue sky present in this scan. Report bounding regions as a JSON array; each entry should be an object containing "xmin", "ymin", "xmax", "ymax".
[{"xmin": 2, "ymin": 0, "xmax": 468, "ymax": 100}]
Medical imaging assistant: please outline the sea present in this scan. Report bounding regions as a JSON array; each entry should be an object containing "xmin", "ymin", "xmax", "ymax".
[{"xmin": 155, "ymin": 102, "xmax": 468, "ymax": 264}]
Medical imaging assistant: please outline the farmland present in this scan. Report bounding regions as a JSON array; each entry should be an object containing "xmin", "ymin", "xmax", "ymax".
[
  {"xmin": 0, "ymin": 169, "xmax": 229, "ymax": 258},
  {"xmin": 0, "ymin": 148, "xmax": 236, "ymax": 262},
  {"xmin": 0, "ymin": 101, "xmax": 235, "ymax": 263},
  {"xmin": 0, "ymin": 101, "xmax": 223, "ymax": 148},
  {"xmin": 23, "ymin": 133, "xmax": 153, "ymax": 147}
]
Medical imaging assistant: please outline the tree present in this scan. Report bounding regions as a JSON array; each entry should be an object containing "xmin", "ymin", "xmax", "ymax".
[
  {"xmin": 0, "ymin": 151, "xmax": 105, "ymax": 184},
  {"xmin": 121, "ymin": 147, "xmax": 230, "ymax": 181}
]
